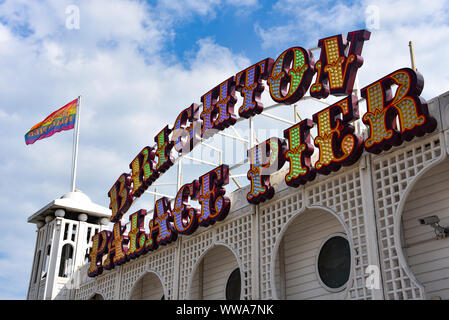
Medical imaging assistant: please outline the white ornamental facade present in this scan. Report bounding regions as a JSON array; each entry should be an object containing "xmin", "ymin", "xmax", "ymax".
[{"xmin": 27, "ymin": 90, "xmax": 449, "ymax": 300}]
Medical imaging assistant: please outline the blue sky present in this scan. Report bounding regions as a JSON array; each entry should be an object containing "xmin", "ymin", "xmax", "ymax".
[
  {"xmin": 140, "ymin": 0, "xmax": 366, "ymax": 64},
  {"xmin": 0, "ymin": 0, "xmax": 448, "ymax": 299}
]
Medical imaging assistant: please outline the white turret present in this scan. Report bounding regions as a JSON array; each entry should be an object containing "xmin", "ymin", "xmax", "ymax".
[{"xmin": 26, "ymin": 190, "xmax": 110, "ymax": 300}]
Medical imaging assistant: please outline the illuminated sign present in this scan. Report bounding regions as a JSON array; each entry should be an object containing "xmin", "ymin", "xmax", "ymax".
[{"xmin": 88, "ymin": 29, "xmax": 437, "ymax": 277}]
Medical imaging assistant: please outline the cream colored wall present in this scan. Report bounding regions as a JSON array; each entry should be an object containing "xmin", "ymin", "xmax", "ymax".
[
  {"xmin": 129, "ymin": 272, "xmax": 164, "ymax": 300},
  {"xmin": 189, "ymin": 245, "xmax": 239, "ymax": 300},
  {"xmin": 275, "ymin": 209, "xmax": 347, "ymax": 300},
  {"xmin": 402, "ymin": 159, "xmax": 449, "ymax": 300}
]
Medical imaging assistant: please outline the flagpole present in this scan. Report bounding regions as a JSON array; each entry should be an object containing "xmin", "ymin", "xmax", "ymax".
[{"xmin": 71, "ymin": 96, "xmax": 81, "ymax": 192}]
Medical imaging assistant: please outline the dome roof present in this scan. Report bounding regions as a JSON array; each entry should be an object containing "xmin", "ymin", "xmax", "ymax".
[
  {"xmin": 61, "ymin": 190, "xmax": 92, "ymax": 204},
  {"xmin": 28, "ymin": 189, "xmax": 111, "ymax": 225}
]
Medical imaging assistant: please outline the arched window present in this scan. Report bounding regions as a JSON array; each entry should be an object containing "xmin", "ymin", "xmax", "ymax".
[
  {"xmin": 189, "ymin": 245, "xmax": 240, "ymax": 300},
  {"xmin": 129, "ymin": 272, "xmax": 165, "ymax": 300},
  {"xmin": 58, "ymin": 244, "xmax": 74, "ymax": 278},
  {"xmin": 90, "ymin": 293, "xmax": 104, "ymax": 300},
  {"xmin": 42, "ymin": 245, "xmax": 51, "ymax": 279},
  {"xmin": 33, "ymin": 251, "xmax": 41, "ymax": 283},
  {"xmin": 225, "ymin": 268, "xmax": 241, "ymax": 300},
  {"xmin": 316, "ymin": 234, "xmax": 351, "ymax": 291},
  {"xmin": 84, "ymin": 248, "xmax": 90, "ymax": 264}
]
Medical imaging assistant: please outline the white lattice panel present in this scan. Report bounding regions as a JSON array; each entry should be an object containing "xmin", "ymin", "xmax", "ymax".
[
  {"xmin": 177, "ymin": 211, "xmax": 253, "ymax": 300},
  {"xmin": 75, "ymin": 269, "xmax": 119, "ymax": 300},
  {"xmin": 372, "ymin": 134, "xmax": 443, "ymax": 299},
  {"xmin": 178, "ymin": 230, "xmax": 214, "ymax": 299},
  {"xmin": 75, "ymin": 274, "xmax": 96, "ymax": 300},
  {"xmin": 95, "ymin": 270, "xmax": 119, "ymax": 300},
  {"xmin": 260, "ymin": 190, "xmax": 303, "ymax": 299},
  {"xmin": 215, "ymin": 213, "xmax": 253, "ymax": 299},
  {"xmin": 306, "ymin": 169, "xmax": 369, "ymax": 299},
  {"xmin": 259, "ymin": 166, "xmax": 370, "ymax": 300},
  {"xmin": 119, "ymin": 246, "xmax": 176, "ymax": 300}
]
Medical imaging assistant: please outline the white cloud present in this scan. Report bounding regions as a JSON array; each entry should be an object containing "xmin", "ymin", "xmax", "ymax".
[
  {"xmin": 0, "ymin": 0, "xmax": 252, "ymax": 299},
  {"xmin": 358, "ymin": 0, "xmax": 449, "ymax": 98},
  {"xmin": 255, "ymin": 0, "xmax": 363, "ymax": 50},
  {"xmin": 226, "ymin": 0, "xmax": 258, "ymax": 6},
  {"xmin": 254, "ymin": 0, "xmax": 449, "ymax": 98}
]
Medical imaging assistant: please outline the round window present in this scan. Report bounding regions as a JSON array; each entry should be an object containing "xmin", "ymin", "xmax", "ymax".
[
  {"xmin": 317, "ymin": 234, "xmax": 351, "ymax": 291},
  {"xmin": 225, "ymin": 268, "xmax": 241, "ymax": 300}
]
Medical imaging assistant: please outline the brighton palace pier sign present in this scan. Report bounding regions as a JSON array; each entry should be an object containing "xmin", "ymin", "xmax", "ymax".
[{"xmin": 88, "ymin": 29, "xmax": 437, "ymax": 277}]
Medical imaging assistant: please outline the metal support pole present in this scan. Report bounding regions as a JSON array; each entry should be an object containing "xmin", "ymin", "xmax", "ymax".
[
  {"xmin": 174, "ymin": 157, "xmax": 182, "ymax": 299},
  {"xmin": 71, "ymin": 96, "xmax": 81, "ymax": 192},
  {"xmin": 259, "ymin": 112, "xmax": 296, "ymax": 125},
  {"xmin": 409, "ymin": 41, "xmax": 417, "ymax": 71},
  {"xmin": 144, "ymin": 190, "xmax": 174, "ymax": 199},
  {"xmin": 177, "ymin": 157, "xmax": 183, "ymax": 190},
  {"xmin": 217, "ymin": 131, "xmax": 249, "ymax": 144},
  {"xmin": 183, "ymin": 155, "xmax": 219, "ymax": 167},
  {"xmin": 248, "ymin": 115, "xmax": 261, "ymax": 298},
  {"xmin": 249, "ymin": 117, "xmax": 254, "ymax": 149},
  {"xmin": 294, "ymin": 104, "xmax": 298, "ymax": 123},
  {"xmin": 303, "ymin": 96, "xmax": 332, "ymax": 106}
]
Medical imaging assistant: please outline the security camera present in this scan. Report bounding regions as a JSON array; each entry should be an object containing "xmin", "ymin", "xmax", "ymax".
[
  {"xmin": 418, "ymin": 215, "xmax": 449, "ymax": 239},
  {"xmin": 419, "ymin": 215, "xmax": 440, "ymax": 225}
]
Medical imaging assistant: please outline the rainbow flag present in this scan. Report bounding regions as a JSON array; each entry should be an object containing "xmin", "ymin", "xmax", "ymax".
[{"xmin": 25, "ymin": 98, "xmax": 78, "ymax": 145}]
